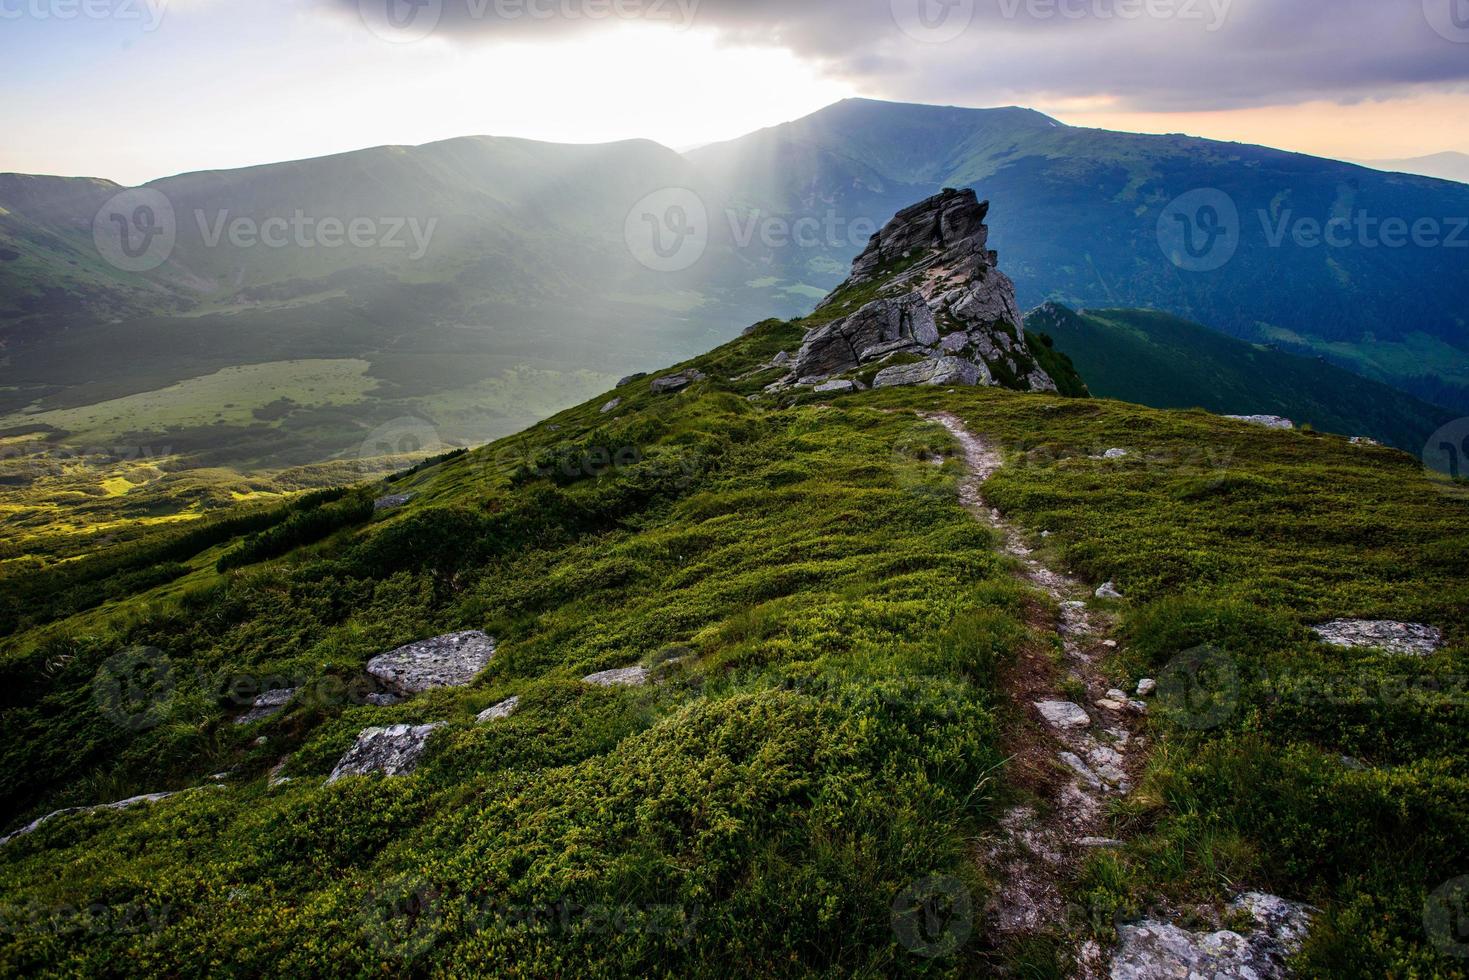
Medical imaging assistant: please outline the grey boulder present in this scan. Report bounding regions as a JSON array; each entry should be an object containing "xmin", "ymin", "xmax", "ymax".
[
  {"xmin": 234, "ymin": 688, "xmax": 297, "ymax": 726},
  {"xmin": 1311, "ymin": 620, "xmax": 1444, "ymax": 656},
  {"xmin": 476, "ymin": 696, "xmax": 521, "ymax": 723},
  {"xmin": 651, "ymin": 370, "xmax": 706, "ymax": 394},
  {"xmin": 373, "ymin": 493, "xmax": 415, "ymax": 513},
  {"xmin": 327, "ymin": 723, "xmax": 444, "ymax": 783},
  {"xmin": 367, "ymin": 631, "xmax": 497, "ymax": 696},
  {"xmin": 583, "ymin": 665, "xmax": 650, "ymax": 688},
  {"xmin": 1110, "ymin": 893, "xmax": 1312, "ymax": 980}
]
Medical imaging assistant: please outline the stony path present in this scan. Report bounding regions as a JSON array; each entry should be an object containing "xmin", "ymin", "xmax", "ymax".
[{"xmin": 921, "ymin": 412, "xmax": 1152, "ymax": 976}]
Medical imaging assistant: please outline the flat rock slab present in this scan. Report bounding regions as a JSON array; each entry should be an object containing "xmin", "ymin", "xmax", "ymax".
[
  {"xmin": 583, "ymin": 666, "xmax": 650, "ymax": 688},
  {"xmin": 234, "ymin": 688, "xmax": 297, "ymax": 726},
  {"xmin": 1035, "ymin": 701, "xmax": 1091, "ymax": 730},
  {"xmin": 367, "ymin": 631, "xmax": 496, "ymax": 695},
  {"xmin": 1312, "ymin": 620, "xmax": 1444, "ymax": 656},
  {"xmin": 373, "ymin": 494, "xmax": 414, "ymax": 513},
  {"xmin": 1111, "ymin": 893, "xmax": 1312, "ymax": 980},
  {"xmin": 327, "ymin": 724, "xmax": 444, "ymax": 783},
  {"xmin": 476, "ymin": 696, "xmax": 520, "ymax": 723}
]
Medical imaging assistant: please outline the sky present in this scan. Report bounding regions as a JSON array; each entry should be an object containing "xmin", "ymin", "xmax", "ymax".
[{"xmin": 3, "ymin": 0, "xmax": 1468, "ymax": 185}]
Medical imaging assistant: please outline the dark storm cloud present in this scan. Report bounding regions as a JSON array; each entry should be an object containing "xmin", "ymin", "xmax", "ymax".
[{"xmin": 336, "ymin": 0, "xmax": 1469, "ymax": 110}]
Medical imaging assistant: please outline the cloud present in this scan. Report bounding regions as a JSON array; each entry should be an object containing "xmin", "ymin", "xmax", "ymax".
[{"xmin": 334, "ymin": 0, "xmax": 1469, "ymax": 112}]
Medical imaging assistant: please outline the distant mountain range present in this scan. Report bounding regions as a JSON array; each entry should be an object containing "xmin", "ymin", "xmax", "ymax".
[
  {"xmin": 2, "ymin": 99, "xmax": 1466, "ymax": 474},
  {"xmin": 1358, "ymin": 152, "xmax": 1469, "ymax": 185}
]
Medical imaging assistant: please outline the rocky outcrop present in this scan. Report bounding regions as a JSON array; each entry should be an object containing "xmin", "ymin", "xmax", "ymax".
[
  {"xmin": 374, "ymin": 494, "xmax": 414, "ymax": 513},
  {"xmin": 793, "ymin": 293, "xmax": 938, "ymax": 379},
  {"xmin": 616, "ymin": 373, "xmax": 646, "ymax": 388},
  {"xmin": 327, "ymin": 723, "xmax": 444, "ymax": 783},
  {"xmin": 766, "ymin": 189, "xmax": 1058, "ymax": 395},
  {"xmin": 1225, "ymin": 415, "xmax": 1296, "ymax": 430},
  {"xmin": 1111, "ymin": 893, "xmax": 1313, "ymax": 980},
  {"xmin": 367, "ymin": 631, "xmax": 497, "ymax": 696},
  {"xmin": 651, "ymin": 370, "xmax": 706, "ymax": 395},
  {"xmin": 601, "ymin": 398, "xmax": 622, "ymax": 414},
  {"xmin": 1311, "ymin": 620, "xmax": 1444, "ymax": 656}
]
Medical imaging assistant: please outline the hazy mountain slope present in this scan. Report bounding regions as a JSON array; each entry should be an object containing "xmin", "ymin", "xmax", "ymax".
[
  {"xmin": 1026, "ymin": 304, "xmax": 1456, "ymax": 451},
  {"xmin": 691, "ymin": 99, "xmax": 1469, "ymax": 395},
  {"xmin": 1359, "ymin": 151, "xmax": 1469, "ymax": 185}
]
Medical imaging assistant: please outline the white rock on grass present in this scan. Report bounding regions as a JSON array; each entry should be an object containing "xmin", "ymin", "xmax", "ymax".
[
  {"xmin": 327, "ymin": 724, "xmax": 444, "ymax": 784},
  {"xmin": 1096, "ymin": 581, "xmax": 1124, "ymax": 600},
  {"xmin": 583, "ymin": 666, "xmax": 650, "ymax": 688},
  {"xmin": 1224, "ymin": 415, "xmax": 1295, "ymax": 430},
  {"xmin": 1035, "ymin": 701, "xmax": 1091, "ymax": 729},
  {"xmin": 1311, "ymin": 620, "xmax": 1444, "ymax": 657},
  {"xmin": 1110, "ymin": 892, "xmax": 1313, "ymax": 980},
  {"xmin": 476, "ymin": 697, "xmax": 520, "ymax": 723},
  {"xmin": 1, "ymin": 791, "xmax": 188, "ymax": 847},
  {"xmin": 601, "ymin": 398, "xmax": 622, "ymax": 414},
  {"xmin": 367, "ymin": 631, "xmax": 497, "ymax": 696},
  {"xmin": 1137, "ymin": 678, "xmax": 1158, "ymax": 697}
]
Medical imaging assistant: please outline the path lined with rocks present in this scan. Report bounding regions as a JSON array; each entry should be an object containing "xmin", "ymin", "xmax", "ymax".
[
  {"xmin": 921, "ymin": 412, "xmax": 1311, "ymax": 979},
  {"xmin": 922, "ymin": 412, "xmax": 1147, "ymax": 970}
]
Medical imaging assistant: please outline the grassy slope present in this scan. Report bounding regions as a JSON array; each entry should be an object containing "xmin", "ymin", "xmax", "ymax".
[
  {"xmin": 1027, "ymin": 304, "xmax": 1456, "ymax": 451},
  {"xmin": 0, "ymin": 317, "xmax": 1465, "ymax": 976}
]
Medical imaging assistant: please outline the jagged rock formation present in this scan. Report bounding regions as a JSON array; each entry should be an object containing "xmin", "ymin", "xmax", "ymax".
[
  {"xmin": 366, "ymin": 631, "xmax": 497, "ymax": 696},
  {"xmin": 770, "ymin": 189, "xmax": 1058, "ymax": 394},
  {"xmin": 327, "ymin": 724, "xmax": 444, "ymax": 783}
]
